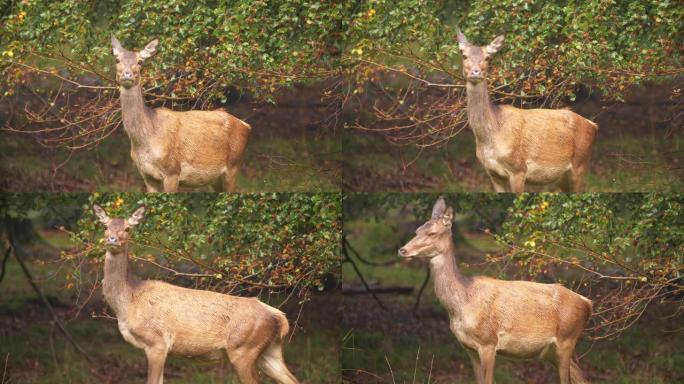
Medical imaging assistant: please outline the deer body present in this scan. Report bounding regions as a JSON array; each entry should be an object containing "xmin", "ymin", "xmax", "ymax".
[
  {"xmin": 95, "ymin": 205, "xmax": 298, "ymax": 384},
  {"xmin": 113, "ymin": 37, "xmax": 250, "ymax": 192},
  {"xmin": 459, "ymin": 31, "xmax": 597, "ymax": 192},
  {"xmin": 399, "ymin": 198, "xmax": 592, "ymax": 384}
]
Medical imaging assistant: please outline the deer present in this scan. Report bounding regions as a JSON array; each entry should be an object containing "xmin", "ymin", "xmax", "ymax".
[
  {"xmin": 111, "ymin": 36, "xmax": 250, "ymax": 192},
  {"xmin": 398, "ymin": 198, "xmax": 592, "ymax": 384},
  {"xmin": 93, "ymin": 204, "xmax": 299, "ymax": 384},
  {"xmin": 456, "ymin": 30, "xmax": 598, "ymax": 192}
]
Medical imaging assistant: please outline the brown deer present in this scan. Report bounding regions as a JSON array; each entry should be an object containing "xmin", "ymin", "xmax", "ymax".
[
  {"xmin": 111, "ymin": 36, "xmax": 250, "ymax": 192},
  {"xmin": 398, "ymin": 198, "xmax": 592, "ymax": 384},
  {"xmin": 457, "ymin": 30, "xmax": 597, "ymax": 192},
  {"xmin": 93, "ymin": 204, "xmax": 298, "ymax": 384}
]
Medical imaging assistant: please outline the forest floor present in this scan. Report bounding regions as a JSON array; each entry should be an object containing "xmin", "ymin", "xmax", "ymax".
[
  {"xmin": 344, "ymin": 82, "xmax": 684, "ymax": 192},
  {"xmin": 0, "ymin": 84, "xmax": 341, "ymax": 192},
  {"xmin": 0, "ymin": 230, "xmax": 341, "ymax": 383},
  {"xmin": 341, "ymin": 218, "xmax": 684, "ymax": 383}
]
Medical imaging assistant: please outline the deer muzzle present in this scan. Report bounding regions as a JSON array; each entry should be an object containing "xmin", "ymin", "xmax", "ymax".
[{"xmin": 398, "ymin": 247, "xmax": 412, "ymax": 259}]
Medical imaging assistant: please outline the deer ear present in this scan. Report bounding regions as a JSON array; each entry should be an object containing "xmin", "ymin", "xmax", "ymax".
[
  {"xmin": 485, "ymin": 35, "xmax": 504, "ymax": 55},
  {"xmin": 111, "ymin": 35, "xmax": 123, "ymax": 58},
  {"xmin": 456, "ymin": 29, "xmax": 469, "ymax": 51},
  {"xmin": 93, "ymin": 204, "xmax": 111, "ymax": 225},
  {"xmin": 442, "ymin": 207, "xmax": 454, "ymax": 227},
  {"xmin": 139, "ymin": 39, "xmax": 159, "ymax": 60},
  {"xmin": 127, "ymin": 205, "xmax": 146, "ymax": 226},
  {"xmin": 431, "ymin": 198, "xmax": 447, "ymax": 219}
]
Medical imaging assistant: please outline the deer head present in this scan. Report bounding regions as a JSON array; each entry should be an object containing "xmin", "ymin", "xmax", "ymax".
[
  {"xmin": 456, "ymin": 30, "xmax": 504, "ymax": 83},
  {"xmin": 111, "ymin": 36, "xmax": 159, "ymax": 88},
  {"xmin": 398, "ymin": 198, "xmax": 454, "ymax": 259},
  {"xmin": 93, "ymin": 205, "xmax": 146, "ymax": 252}
]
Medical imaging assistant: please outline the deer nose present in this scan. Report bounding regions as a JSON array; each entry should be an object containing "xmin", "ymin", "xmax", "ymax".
[
  {"xmin": 107, "ymin": 235, "xmax": 118, "ymax": 244},
  {"xmin": 398, "ymin": 248, "xmax": 408, "ymax": 257},
  {"xmin": 122, "ymin": 70, "xmax": 132, "ymax": 79},
  {"xmin": 471, "ymin": 68, "xmax": 481, "ymax": 76}
]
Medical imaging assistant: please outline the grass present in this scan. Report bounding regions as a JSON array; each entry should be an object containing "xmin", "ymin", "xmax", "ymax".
[
  {"xmin": 0, "ymin": 231, "xmax": 340, "ymax": 383},
  {"xmin": 342, "ymin": 297, "xmax": 684, "ymax": 384},
  {"xmin": 341, "ymin": 213, "xmax": 684, "ymax": 383},
  {"xmin": 343, "ymin": 127, "xmax": 684, "ymax": 192},
  {"xmin": 1, "ymin": 119, "xmax": 340, "ymax": 193}
]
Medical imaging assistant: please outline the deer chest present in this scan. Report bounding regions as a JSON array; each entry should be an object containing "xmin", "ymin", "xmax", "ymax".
[
  {"xmin": 450, "ymin": 319, "xmax": 483, "ymax": 351},
  {"xmin": 477, "ymin": 144, "xmax": 513, "ymax": 178},
  {"xmin": 117, "ymin": 319, "xmax": 146, "ymax": 349},
  {"xmin": 131, "ymin": 147, "xmax": 167, "ymax": 181}
]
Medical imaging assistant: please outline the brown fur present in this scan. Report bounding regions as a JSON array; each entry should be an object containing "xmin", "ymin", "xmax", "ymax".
[
  {"xmin": 111, "ymin": 36, "xmax": 250, "ymax": 192},
  {"xmin": 93, "ymin": 205, "xmax": 298, "ymax": 384},
  {"xmin": 398, "ymin": 198, "xmax": 592, "ymax": 384},
  {"xmin": 457, "ymin": 31, "xmax": 597, "ymax": 192}
]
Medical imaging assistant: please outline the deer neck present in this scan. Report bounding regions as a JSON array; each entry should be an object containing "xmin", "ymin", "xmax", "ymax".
[
  {"xmin": 430, "ymin": 238, "xmax": 471, "ymax": 318},
  {"xmin": 103, "ymin": 246, "xmax": 134, "ymax": 317},
  {"xmin": 466, "ymin": 79, "xmax": 500, "ymax": 145},
  {"xmin": 119, "ymin": 85, "xmax": 155, "ymax": 147}
]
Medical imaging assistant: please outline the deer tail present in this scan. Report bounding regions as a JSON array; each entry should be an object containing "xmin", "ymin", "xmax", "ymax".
[
  {"xmin": 276, "ymin": 311, "xmax": 290, "ymax": 340},
  {"xmin": 239, "ymin": 118, "xmax": 252, "ymax": 131}
]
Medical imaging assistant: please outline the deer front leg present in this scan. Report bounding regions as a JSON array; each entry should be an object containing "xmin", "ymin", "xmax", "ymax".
[
  {"xmin": 144, "ymin": 345, "xmax": 168, "ymax": 384},
  {"xmin": 465, "ymin": 348, "xmax": 485, "ymax": 384},
  {"xmin": 141, "ymin": 174, "xmax": 162, "ymax": 192},
  {"xmin": 162, "ymin": 174, "xmax": 179, "ymax": 192},
  {"xmin": 487, "ymin": 172, "xmax": 509, "ymax": 192},
  {"xmin": 478, "ymin": 346, "xmax": 496, "ymax": 384}
]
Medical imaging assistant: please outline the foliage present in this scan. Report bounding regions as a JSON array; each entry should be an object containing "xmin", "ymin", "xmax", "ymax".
[
  {"xmin": 1, "ymin": 193, "xmax": 341, "ymax": 301},
  {"xmin": 350, "ymin": 0, "xmax": 682, "ymax": 99},
  {"xmin": 0, "ymin": 0, "xmax": 359, "ymax": 99},
  {"xmin": 343, "ymin": 192, "xmax": 513, "ymax": 228},
  {"xmin": 347, "ymin": 0, "xmax": 683, "ymax": 145}
]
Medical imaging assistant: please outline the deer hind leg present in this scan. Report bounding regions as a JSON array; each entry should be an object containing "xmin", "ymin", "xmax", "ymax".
[
  {"xmin": 558, "ymin": 170, "xmax": 573, "ymax": 193},
  {"xmin": 222, "ymin": 164, "xmax": 240, "ymax": 192},
  {"xmin": 554, "ymin": 339, "xmax": 579, "ymax": 384},
  {"xmin": 569, "ymin": 164, "xmax": 588, "ymax": 192},
  {"xmin": 144, "ymin": 345, "xmax": 168, "ymax": 384},
  {"xmin": 258, "ymin": 340, "xmax": 299, "ymax": 384},
  {"xmin": 227, "ymin": 346, "xmax": 262, "ymax": 384}
]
